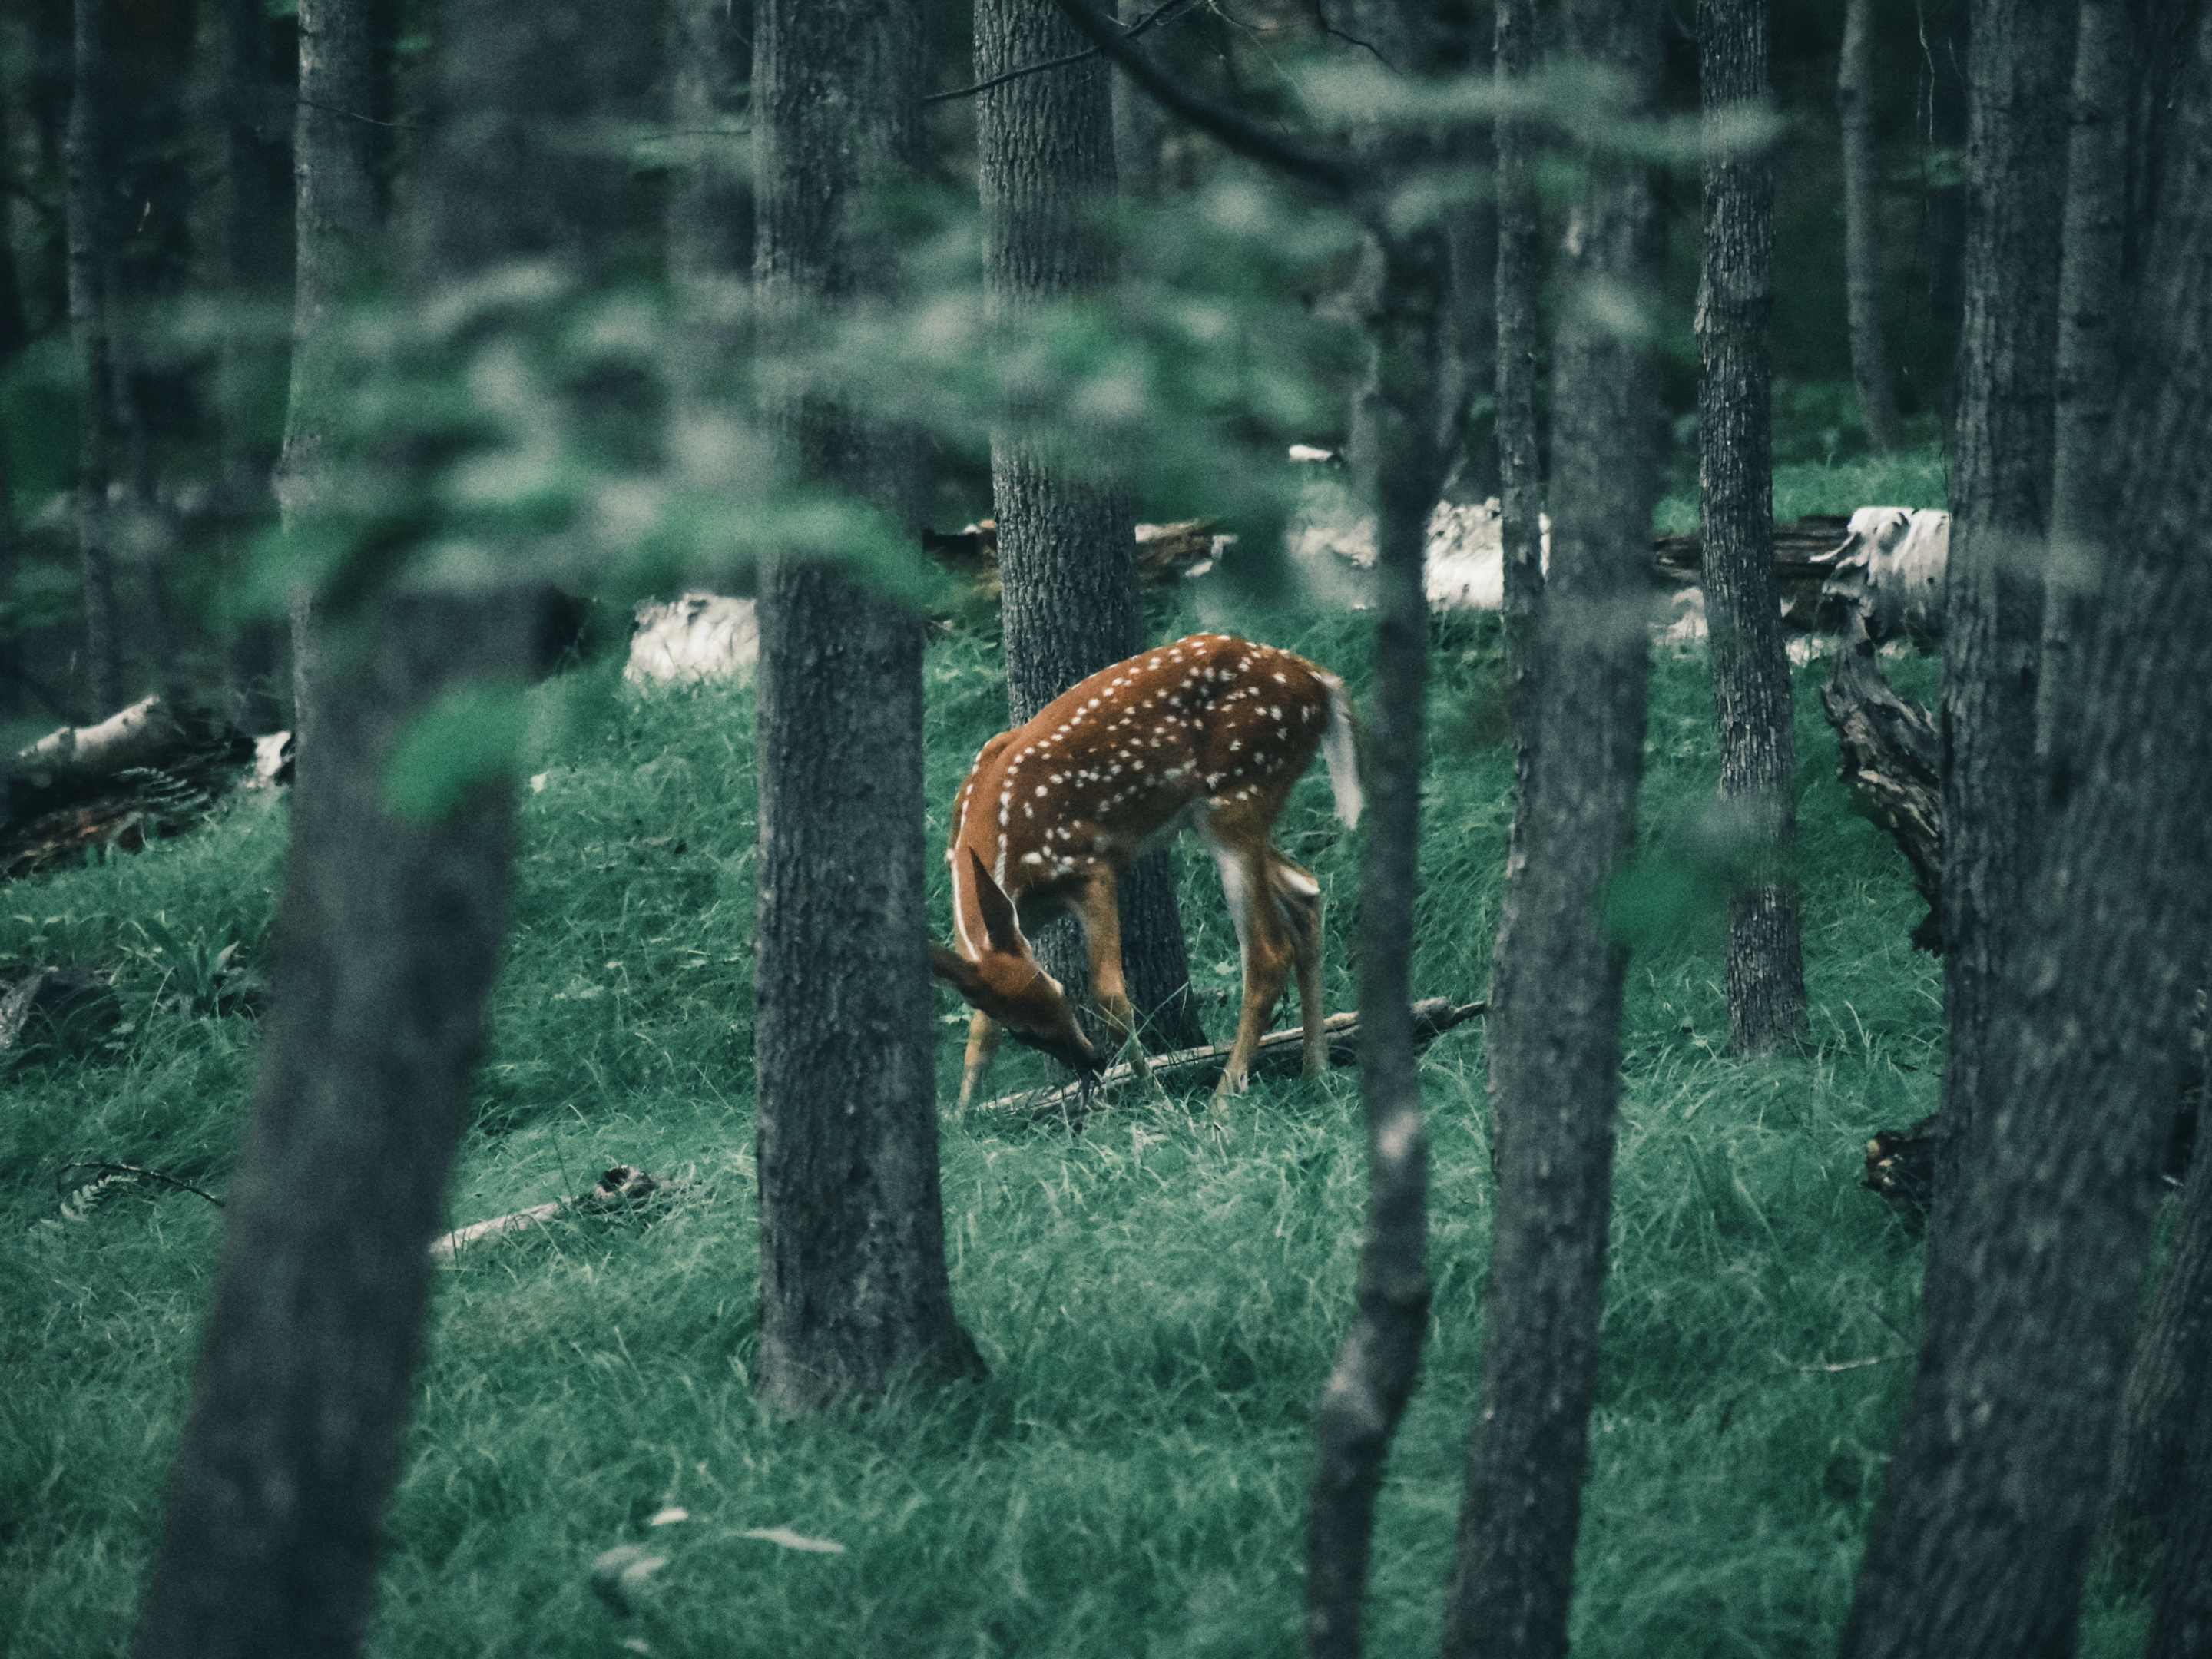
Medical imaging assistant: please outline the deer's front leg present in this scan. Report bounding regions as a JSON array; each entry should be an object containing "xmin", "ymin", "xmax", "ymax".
[
  {"xmin": 958, "ymin": 1009, "xmax": 1003, "ymax": 1109},
  {"xmin": 1070, "ymin": 874, "xmax": 1148, "ymax": 1081}
]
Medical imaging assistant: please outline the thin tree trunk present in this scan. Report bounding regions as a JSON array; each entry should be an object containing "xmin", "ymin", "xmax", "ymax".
[
  {"xmin": 1933, "ymin": 0, "xmax": 2071, "ymax": 1207},
  {"xmin": 2035, "ymin": 0, "xmax": 2131, "ymax": 789},
  {"xmin": 1836, "ymin": 19, "xmax": 2212, "ymax": 1654},
  {"xmin": 752, "ymin": 0, "xmax": 982, "ymax": 1414},
  {"xmin": 1699, "ymin": 0, "xmax": 1806, "ymax": 1054},
  {"xmin": 2147, "ymin": 1362, "xmax": 2212, "ymax": 1657},
  {"xmin": 1495, "ymin": 0, "xmax": 1545, "ymax": 872},
  {"xmin": 1303, "ymin": 225, "xmax": 1451, "ymax": 1659},
  {"xmin": 1839, "ymin": 0, "xmax": 1903, "ymax": 451},
  {"xmin": 278, "ymin": 0, "xmax": 390, "ymax": 767},
  {"xmin": 219, "ymin": 0, "xmax": 296, "ymax": 734},
  {"xmin": 975, "ymin": 0, "xmax": 1201, "ymax": 1052},
  {"xmin": 1114, "ymin": 0, "xmax": 1166, "ymax": 197},
  {"xmin": 65, "ymin": 0, "xmax": 121, "ymax": 716},
  {"xmin": 133, "ymin": 0, "xmax": 644, "ymax": 1643},
  {"xmin": 1440, "ymin": 3, "xmax": 1663, "ymax": 1653}
]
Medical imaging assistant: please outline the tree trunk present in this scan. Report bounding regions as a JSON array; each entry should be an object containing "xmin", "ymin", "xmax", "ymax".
[
  {"xmin": 1837, "ymin": 17, "xmax": 2212, "ymax": 1654},
  {"xmin": 1921, "ymin": 0, "xmax": 1972, "ymax": 416},
  {"xmin": 752, "ymin": 0, "xmax": 982, "ymax": 1414},
  {"xmin": 1303, "ymin": 228, "xmax": 1445, "ymax": 1659},
  {"xmin": 2035, "ymin": 0, "xmax": 2132, "ymax": 790},
  {"xmin": 1934, "ymin": 0, "xmax": 2071, "ymax": 1207},
  {"xmin": 1838, "ymin": 0, "xmax": 1903, "ymax": 452},
  {"xmin": 218, "ymin": 0, "xmax": 297, "ymax": 734},
  {"xmin": 1439, "ymin": 2, "xmax": 1663, "ymax": 1653},
  {"xmin": 131, "ymin": 0, "xmax": 645, "ymax": 1645},
  {"xmin": 65, "ymin": 0, "xmax": 122, "ymax": 716},
  {"xmin": 1114, "ymin": 0, "xmax": 1167, "ymax": 197},
  {"xmin": 1494, "ymin": 0, "xmax": 1545, "ymax": 876},
  {"xmin": 278, "ymin": 0, "xmax": 392, "ymax": 767},
  {"xmin": 1699, "ymin": 0, "xmax": 1806, "ymax": 1054},
  {"xmin": 975, "ymin": 0, "xmax": 1202, "ymax": 1053}
]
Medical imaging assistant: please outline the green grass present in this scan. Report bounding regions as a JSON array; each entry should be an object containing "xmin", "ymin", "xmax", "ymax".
[{"xmin": 0, "ymin": 457, "xmax": 2157, "ymax": 1656}]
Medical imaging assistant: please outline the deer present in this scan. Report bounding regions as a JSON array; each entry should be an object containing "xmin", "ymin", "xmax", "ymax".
[{"xmin": 928, "ymin": 633, "xmax": 1362, "ymax": 1107}]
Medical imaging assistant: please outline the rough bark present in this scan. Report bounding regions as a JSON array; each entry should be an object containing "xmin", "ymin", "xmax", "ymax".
[
  {"xmin": 1935, "ymin": 0, "xmax": 2072, "ymax": 1204},
  {"xmin": 1837, "ymin": 17, "xmax": 2212, "ymax": 1654},
  {"xmin": 131, "ymin": 0, "xmax": 644, "ymax": 1646},
  {"xmin": 1495, "ymin": 0, "xmax": 1545, "ymax": 873},
  {"xmin": 218, "ymin": 0, "xmax": 297, "ymax": 734},
  {"xmin": 278, "ymin": 0, "xmax": 392, "ymax": 768},
  {"xmin": 2147, "ymin": 1366, "xmax": 2212, "ymax": 1658},
  {"xmin": 2108, "ymin": 1072, "xmax": 2212, "ymax": 1548},
  {"xmin": 1440, "ymin": 3, "xmax": 1663, "ymax": 1654},
  {"xmin": 65, "ymin": 0, "xmax": 122, "ymax": 716},
  {"xmin": 2035, "ymin": 0, "xmax": 2132, "ymax": 790},
  {"xmin": 1304, "ymin": 230, "xmax": 1449, "ymax": 1659},
  {"xmin": 753, "ymin": 0, "xmax": 982, "ymax": 1414},
  {"xmin": 1698, "ymin": 0, "xmax": 1806, "ymax": 1053},
  {"xmin": 1839, "ymin": 0, "xmax": 1903, "ymax": 451},
  {"xmin": 976, "ymin": 0, "xmax": 1201, "ymax": 1052}
]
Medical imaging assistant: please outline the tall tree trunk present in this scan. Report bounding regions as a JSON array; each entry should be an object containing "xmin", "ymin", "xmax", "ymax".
[
  {"xmin": 1837, "ymin": 18, "xmax": 2212, "ymax": 1655},
  {"xmin": 752, "ymin": 0, "xmax": 982, "ymax": 1414},
  {"xmin": 1699, "ymin": 0, "xmax": 1806, "ymax": 1054},
  {"xmin": 1113, "ymin": 0, "xmax": 1166, "ymax": 197},
  {"xmin": 65, "ymin": 0, "xmax": 122, "ymax": 716},
  {"xmin": 130, "ymin": 0, "xmax": 646, "ymax": 1634},
  {"xmin": 218, "ymin": 0, "xmax": 296, "ymax": 734},
  {"xmin": 1933, "ymin": 0, "xmax": 2071, "ymax": 1210},
  {"xmin": 2035, "ymin": 0, "xmax": 2131, "ymax": 787},
  {"xmin": 1839, "ymin": 0, "xmax": 1903, "ymax": 451},
  {"xmin": 975, "ymin": 0, "xmax": 1201, "ymax": 1054},
  {"xmin": 1303, "ymin": 231, "xmax": 1445, "ymax": 1659},
  {"xmin": 1494, "ymin": 0, "xmax": 1545, "ymax": 870},
  {"xmin": 667, "ymin": 0, "xmax": 750, "ymax": 386},
  {"xmin": 1300, "ymin": 8, "xmax": 1465, "ymax": 1649},
  {"xmin": 1439, "ymin": 2, "xmax": 1664, "ymax": 1653},
  {"xmin": 0, "ymin": 70, "xmax": 28, "ymax": 585},
  {"xmin": 277, "ymin": 0, "xmax": 391, "ymax": 766},
  {"xmin": 1921, "ymin": 0, "xmax": 1972, "ymax": 416}
]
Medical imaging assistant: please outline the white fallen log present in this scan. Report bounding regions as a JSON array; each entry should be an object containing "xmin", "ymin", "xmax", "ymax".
[{"xmin": 429, "ymin": 1165, "xmax": 688, "ymax": 1260}]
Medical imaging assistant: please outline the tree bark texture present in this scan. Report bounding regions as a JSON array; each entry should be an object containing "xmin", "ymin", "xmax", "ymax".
[
  {"xmin": 1838, "ymin": 18, "xmax": 2212, "ymax": 1654},
  {"xmin": 1839, "ymin": 0, "xmax": 1904, "ymax": 451},
  {"xmin": 753, "ymin": 0, "xmax": 981, "ymax": 1414},
  {"xmin": 2108, "ymin": 1081, "xmax": 2212, "ymax": 1548},
  {"xmin": 279, "ymin": 0, "xmax": 392, "ymax": 767},
  {"xmin": 1495, "ymin": 0, "xmax": 1545, "ymax": 883},
  {"xmin": 132, "ymin": 1, "xmax": 645, "ymax": 1647},
  {"xmin": 219, "ymin": 0, "xmax": 298, "ymax": 734},
  {"xmin": 1698, "ymin": 0, "xmax": 1807, "ymax": 1054},
  {"xmin": 1935, "ymin": 0, "xmax": 2073, "ymax": 1205},
  {"xmin": 2035, "ymin": 0, "xmax": 2133, "ymax": 792},
  {"xmin": 65, "ymin": 0, "xmax": 122, "ymax": 716},
  {"xmin": 130, "ymin": 600, "xmax": 534, "ymax": 1659},
  {"xmin": 2147, "ymin": 1346, "xmax": 2212, "ymax": 1659},
  {"xmin": 1440, "ymin": 4, "xmax": 1664, "ymax": 1654},
  {"xmin": 975, "ymin": 0, "xmax": 1200, "ymax": 1051},
  {"xmin": 1303, "ymin": 227, "xmax": 1449, "ymax": 1659}
]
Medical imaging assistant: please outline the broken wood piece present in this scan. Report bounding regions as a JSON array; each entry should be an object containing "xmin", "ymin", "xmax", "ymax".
[
  {"xmin": 429, "ymin": 1165, "xmax": 688, "ymax": 1260},
  {"xmin": 969, "ymin": 996, "xmax": 1485, "ymax": 1124},
  {"xmin": 1819, "ymin": 621, "xmax": 1943, "ymax": 951}
]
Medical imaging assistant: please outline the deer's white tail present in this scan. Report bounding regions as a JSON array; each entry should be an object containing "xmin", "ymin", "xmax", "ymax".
[{"xmin": 1316, "ymin": 672, "xmax": 1363, "ymax": 829}]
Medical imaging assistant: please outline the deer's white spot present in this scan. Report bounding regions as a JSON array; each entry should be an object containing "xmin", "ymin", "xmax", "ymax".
[
  {"xmin": 1022, "ymin": 851, "xmax": 1045, "ymax": 866},
  {"xmin": 1035, "ymin": 785, "xmax": 1048, "ymax": 797}
]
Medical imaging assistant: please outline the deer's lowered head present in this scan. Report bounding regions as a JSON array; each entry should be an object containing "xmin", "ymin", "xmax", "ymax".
[{"xmin": 929, "ymin": 847, "xmax": 1103, "ymax": 1078}]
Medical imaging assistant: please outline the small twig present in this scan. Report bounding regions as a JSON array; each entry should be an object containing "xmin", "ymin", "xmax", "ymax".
[
  {"xmin": 1782, "ymin": 1353, "xmax": 1910, "ymax": 1374},
  {"xmin": 55, "ymin": 1161, "xmax": 224, "ymax": 1207},
  {"xmin": 925, "ymin": 0, "xmax": 1196, "ymax": 104},
  {"xmin": 1312, "ymin": 0, "xmax": 1388, "ymax": 65},
  {"xmin": 295, "ymin": 95, "xmax": 422, "ymax": 132}
]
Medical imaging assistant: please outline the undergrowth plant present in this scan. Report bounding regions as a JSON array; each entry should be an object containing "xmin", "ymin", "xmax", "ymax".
[{"xmin": 0, "ymin": 449, "xmax": 2159, "ymax": 1657}]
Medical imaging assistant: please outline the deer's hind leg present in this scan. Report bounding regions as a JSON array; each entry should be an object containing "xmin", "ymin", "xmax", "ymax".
[
  {"xmin": 1068, "ymin": 872, "xmax": 1150, "ymax": 1082},
  {"xmin": 1267, "ymin": 853, "xmax": 1326, "ymax": 1077}
]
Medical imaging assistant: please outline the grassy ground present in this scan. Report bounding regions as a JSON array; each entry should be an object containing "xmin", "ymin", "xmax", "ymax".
[{"xmin": 0, "ymin": 452, "xmax": 2153, "ymax": 1657}]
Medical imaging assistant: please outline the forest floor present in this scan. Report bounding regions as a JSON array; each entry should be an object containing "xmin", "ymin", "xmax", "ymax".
[{"xmin": 2, "ymin": 449, "xmax": 2167, "ymax": 1657}]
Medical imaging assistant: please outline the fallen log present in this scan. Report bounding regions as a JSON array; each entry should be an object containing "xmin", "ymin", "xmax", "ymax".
[
  {"xmin": 969, "ymin": 996, "xmax": 1485, "ymax": 1125},
  {"xmin": 429, "ymin": 1164, "xmax": 688, "ymax": 1260},
  {"xmin": 1651, "ymin": 514, "xmax": 1853, "ymax": 628},
  {"xmin": 1819, "ymin": 621, "xmax": 1942, "ymax": 952},
  {"xmin": 0, "ymin": 699, "xmax": 284, "ymax": 882}
]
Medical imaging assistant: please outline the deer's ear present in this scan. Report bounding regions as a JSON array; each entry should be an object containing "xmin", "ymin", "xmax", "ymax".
[
  {"xmin": 929, "ymin": 942, "xmax": 985, "ymax": 1001},
  {"xmin": 966, "ymin": 849, "xmax": 1025, "ymax": 956}
]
